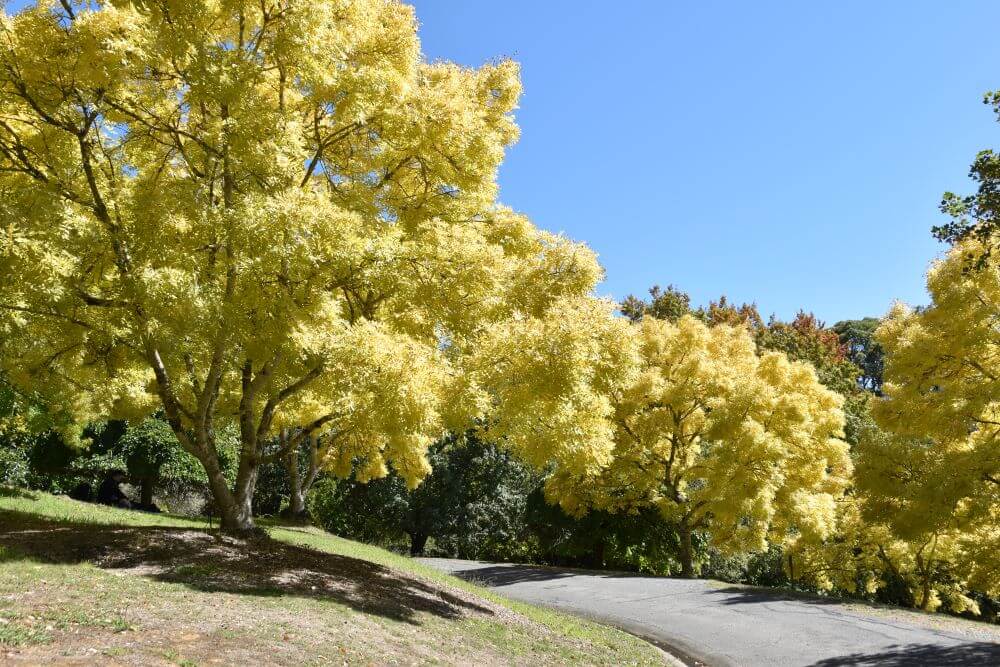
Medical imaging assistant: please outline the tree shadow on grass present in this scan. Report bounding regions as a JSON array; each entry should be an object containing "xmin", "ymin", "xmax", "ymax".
[
  {"xmin": 0, "ymin": 509, "xmax": 494, "ymax": 625},
  {"xmin": 808, "ymin": 642, "xmax": 1000, "ymax": 666}
]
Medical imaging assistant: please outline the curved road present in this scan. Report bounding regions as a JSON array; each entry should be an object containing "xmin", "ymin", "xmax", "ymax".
[{"xmin": 418, "ymin": 558, "xmax": 1000, "ymax": 666}]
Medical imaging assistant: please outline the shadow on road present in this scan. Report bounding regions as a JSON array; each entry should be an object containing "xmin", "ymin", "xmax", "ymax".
[
  {"xmin": 709, "ymin": 586, "xmax": 843, "ymax": 606},
  {"xmin": 451, "ymin": 565, "xmax": 582, "ymax": 587},
  {"xmin": 808, "ymin": 642, "xmax": 1000, "ymax": 666}
]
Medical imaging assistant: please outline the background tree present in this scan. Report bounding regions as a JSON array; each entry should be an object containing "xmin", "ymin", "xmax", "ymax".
[
  {"xmin": 757, "ymin": 312, "xmax": 857, "ymax": 396},
  {"xmin": 525, "ymin": 492, "xmax": 682, "ymax": 574},
  {"xmin": 309, "ymin": 431, "xmax": 538, "ymax": 559},
  {"xmin": 280, "ymin": 430, "xmax": 321, "ymax": 519},
  {"xmin": 864, "ymin": 237, "xmax": 1000, "ymax": 604},
  {"xmin": 117, "ymin": 417, "xmax": 226, "ymax": 507},
  {"xmin": 696, "ymin": 295, "xmax": 764, "ymax": 329},
  {"xmin": 833, "ymin": 318, "xmax": 884, "ymax": 394},
  {"xmin": 933, "ymin": 90, "xmax": 1000, "ymax": 263},
  {"xmin": 0, "ymin": 0, "xmax": 613, "ymax": 531},
  {"xmin": 545, "ymin": 315, "xmax": 851, "ymax": 577},
  {"xmin": 620, "ymin": 284, "xmax": 692, "ymax": 323}
]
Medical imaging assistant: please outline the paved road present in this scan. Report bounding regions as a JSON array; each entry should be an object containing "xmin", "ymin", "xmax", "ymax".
[{"xmin": 418, "ymin": 558, "xmax": 1000, "ymax": 666}]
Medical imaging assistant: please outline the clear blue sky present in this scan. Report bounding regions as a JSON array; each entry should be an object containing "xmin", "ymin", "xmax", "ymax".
[{"xmin": 411, "ymin": 1, "xmax": 1000, "ymax": 323}]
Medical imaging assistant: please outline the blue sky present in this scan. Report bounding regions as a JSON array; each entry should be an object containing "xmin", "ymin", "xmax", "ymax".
[{"xmin": 411, "ymin": 1, "xmax": 1000, "ymax": 323}]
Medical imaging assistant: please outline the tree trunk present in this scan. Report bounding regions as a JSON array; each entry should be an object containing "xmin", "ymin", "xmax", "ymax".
[
  {"xmin": 678, "ymin": 524, "xmax": 694, "ymax": 578},
  {"xmin": 410, "ymin": 533, "xmax": 428, "ymax": 556},
  {"xmin": 593, "ymin": 537, "xmax": 606, "ymax": 568},
  {"xmin": 919, "ymin": 574, "xmax": 933, "ymax": 611},
  {"xmin": 148, "ymin": 347, "xmax": 277, "ymax": 534},
  {"xmin": 228, "ymin": 457, "xmax": 259, "ymax": 533},
  {"xmin": 285, "ymin": 432, "xmax": 306, "ymax": 517},
  {"xmin": 283, "ymin": 431, "xmax": 319, "ymax": 520},
  {"xmin": 140, "ymin": 477, "xmax": 154, "ymax": 506},
  {"xmin": 202, "ymin": 449, "xmax": 258, "ymax": 534},
  {"xmin": 288, "ymin": 488, "xmax": 307, "ymax": 517}
]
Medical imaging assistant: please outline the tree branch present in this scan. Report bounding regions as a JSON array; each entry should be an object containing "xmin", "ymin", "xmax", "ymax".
[{"xmin": 254, "ymin": 363, "xmax": 324, "ymax": 443}]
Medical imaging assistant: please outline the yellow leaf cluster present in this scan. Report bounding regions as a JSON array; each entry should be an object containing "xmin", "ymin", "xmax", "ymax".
[
  {"xmin": 0, "ymin": 0, "xmax": 611, "ymax": 522},
  {"xmin": 544, "ymin": 315, "xmax": 850, "ymax": 558}
]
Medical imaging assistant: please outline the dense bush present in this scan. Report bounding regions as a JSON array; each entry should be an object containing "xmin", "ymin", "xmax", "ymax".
[
  {"xmin": 309, "ymin": 432, "xmax": 538, "ymax": 559},
  {"xmin": 310, "ymin": 432, "xmax": 698, "ymax": 572},
  {"xmin": 0, "ymin": 443, "xmax": 29, "ymax": 487},
  {"xmin": 525, "ymin": 490, "xmax": 682, "ymax": 574},
  {"xmin": 252, "ymin": 459, "xmax": 292, "ymax": 517},
  {"xmin": 1, "ymin": 414, "xmax": 241, "ymax": 514}
]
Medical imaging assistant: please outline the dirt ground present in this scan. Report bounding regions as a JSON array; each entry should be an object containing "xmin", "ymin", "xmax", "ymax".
[{"xmin": 1, "ymin": 508, "xmax": 644, "ymax": 666}]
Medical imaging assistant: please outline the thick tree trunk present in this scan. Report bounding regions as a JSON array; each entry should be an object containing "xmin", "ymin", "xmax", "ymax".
[
  {"xmin": 919, "ymin": 574, "xmax": 933, "ymax": 611},
  {"xmin": 148, "ymin": 346, "xmax": 276, "ymax": 534},
  {"xmin": 678, "ymin": 524, "xmax": 695, "ymax": 578},
  {"xmin": 409, "ymin": 533, "xmax": 428, "ymax": 556},
  {"xmin": 288, "ymin": 487, "xmax": 307, "ymax": 517},
  {"xmin": 593, "ymin": 537, "xmax": 606, "ymax": 568},
  {"xmin": 140, "ymin": 477, "xmax": 154, "ymax": 506},
  {"xmin": 201, "ymin": 448, "xmax": 258, "ymax": 534},
  {"xmin": 228, "ymin": 457, "xmax": 259, "ymax": 533}
]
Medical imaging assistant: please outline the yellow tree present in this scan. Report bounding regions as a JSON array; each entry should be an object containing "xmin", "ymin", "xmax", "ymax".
[
  {"xmin": 864, "ymin": 237, "xmax": 1000, "ymax": 601},
  {"xmin": 545, "ymin": 315, "xmax": 851, "ymax": 577},
  {"xmin": 0, "ymin": 0, "xmax": 612, "ymax": 531},
  {"xmin": 786, "ymin": 422, "xmax": 983, "ymax": 614},
  {"xmin": 853, "ymin": 422, "xmax": 983, "ymax": 613}
]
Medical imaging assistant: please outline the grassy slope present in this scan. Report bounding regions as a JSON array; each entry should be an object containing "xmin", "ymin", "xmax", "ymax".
[{"xmin": 0, "ymin": 489, "xmax": 665, "ymax": 666}]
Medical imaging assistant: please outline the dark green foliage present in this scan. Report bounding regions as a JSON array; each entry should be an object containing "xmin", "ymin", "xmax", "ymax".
[
  {"xmin": 932, "ymin": 93, "xmax": 1000, "ymax": 266},
  {"xmin": 309, "ymin": 432, "xmax": 539, "ymax": 559},
  {"xmin": 833, "ymin": 318, "xmax": 884, "ymax": 394},
  {"xmin": 26, "ymin": 431, "xmax": 79, "ymax": 478},
  {"xmin": 252, "ymin": 459, "xmax": 291, "ymax": 516},
  {"xmin": 421, "ymin": 436, "xmax": 538, "ymax": 561},
  {"xmin": 3, "ymin": 413, "xmax": 240, "ymax": 512},
  {"xmin": 0, "ymin": 375, "xmax": 73, "ymax": 488},
  {"xmin": 704, "ymin": 545, "xmax": 789, "ymax": 587},
  {"xmin": 525, "ymin": 490, "xmax": 683, "ymax": 574},
  {"xmin": 308, "ymin": 433, "xmax": 690, "ymax": 569},
  {"xmin": 309, "ymin": 474, "xmax": 411, "ymax": 546},
  {"xmin": 620, "ymin": 284, "xmax": 692, "ymax": 323},
  {"xmin": 0, "ymin": 444, "xmax": 28, "ymax": 487},
  {"xmin": 116, "ymin": 418, "xmax": 215, "ymax": 505}
]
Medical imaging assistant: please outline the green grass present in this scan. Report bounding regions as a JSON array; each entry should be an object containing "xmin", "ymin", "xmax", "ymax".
[
  {"xmin": 0, "ymin": 488, "xmax": 665, "ymax": 665},
  {"xmin": 266, "ymin": 523, "xmax": 645, "ymax": 653}
]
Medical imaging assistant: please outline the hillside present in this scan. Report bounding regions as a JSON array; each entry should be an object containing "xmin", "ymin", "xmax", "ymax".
[{"xmin": 0, "ymin": 489, "xmax": 665, "ymax": 666}]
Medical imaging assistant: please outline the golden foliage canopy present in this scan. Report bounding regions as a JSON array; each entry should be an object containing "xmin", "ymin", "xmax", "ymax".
[
  {"xmin": 0, "ymin": 0, "xmax": 610, "ymax": 528},
  {"xmin": 543, "ymin": 315, "xmax": 850, "ymax": 573},
  {"xmin": 865, "ymin": 238, "xmax": 1000, "ymax": 600}
]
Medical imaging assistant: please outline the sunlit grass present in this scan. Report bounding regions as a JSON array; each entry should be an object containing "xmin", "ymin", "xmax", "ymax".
[{"xmin": 0, "ymin": 488, "xmax": 665, "ymax": 665}]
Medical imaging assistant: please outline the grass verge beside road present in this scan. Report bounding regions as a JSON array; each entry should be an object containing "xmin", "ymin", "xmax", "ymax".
[{"xmin": 0, "ymin": 488, "xmax": 665, "ymax": 666}]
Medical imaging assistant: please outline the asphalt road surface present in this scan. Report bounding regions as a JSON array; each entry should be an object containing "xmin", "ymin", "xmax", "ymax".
[{"xmin": 418, "ymin": 558, "xmax": 1000, "ymax": 666}]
